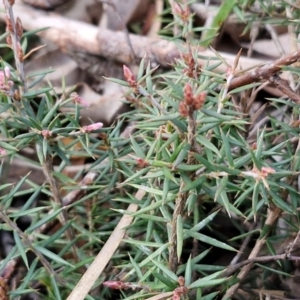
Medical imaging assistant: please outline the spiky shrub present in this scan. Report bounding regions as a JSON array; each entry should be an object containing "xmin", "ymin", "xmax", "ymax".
[
  {"xmin": 0, "ymin": 0, "xmax": 300, "ymax": 300},
  {"xmin": 111, "ymin": 56, "xmax": 299, "ymax": 300}
]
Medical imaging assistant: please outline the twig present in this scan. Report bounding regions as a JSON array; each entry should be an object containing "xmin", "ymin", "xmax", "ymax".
[
  {"xmin": 2, "ymin": 2, "xmax": 300, "ymax": 97},
  {"xmin": 169, "ymin": 108, "xmax": 197, "ymax": 271},
  {"xmin": 228, "ymin": 49, "xmax": 300, "ymax": 91},
  {"xmin": 30, "ymin": 170, "xmax": 99, "ymax": 238},
  {"xmin": 169, "ymin": 181, "xmax": 186, "ymax": 271},
  {"xmin": 221, "ymin": 205, "xmax": 282, "ymax": 300},
  {"xmin": 223, "ymin": 253, "xmax": 300, "ymax": 277},
  {"xmin": 103, "ymin": 0, "xmax": 137, "ymax": 62},
  {"xmin": 229, "ymin": 222, "xmax": 256, "ymax": 266},
  {"xmin": 2, "ymin": 1, "xmax": 300, "ymax": 101},
  {"xmin": 38, "ymin": 145, "xmax": 80, "ymax": 263},
  {"xmin": 0, "ymin": 209, "xmax": 65, "ymax": 285},
  {"xmin": 0, "ymin": 2, "xmax": 275, "ymax": 71},
  {"xmin": 3, "ymin": 0, "xmax": 27, "ymax": 94},
  {"xmin": 268, "ymin": 74, "xmax": 300, "ymax": 104},
  {"xmin": 147, "ymin": 0, "xmax": 164, "ymax": 37}
]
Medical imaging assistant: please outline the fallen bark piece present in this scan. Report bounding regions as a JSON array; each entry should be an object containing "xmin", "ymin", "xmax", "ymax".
[
  {"xmin": 1, "ymin": 2, "xmax": 298, "ymax": 99},
  {"xmin": 0, "ymin": 1, "xmax": 268, "ymax": 71}
]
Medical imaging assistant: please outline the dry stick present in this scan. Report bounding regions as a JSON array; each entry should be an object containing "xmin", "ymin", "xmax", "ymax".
[
  {"xmin": 169, "ymin": 112, "xmax": 197, "ymax": 271},
  {"xmin": 39, "ymin": 149, "xmax": 80, "ymax": 263},
  {"xmin": 169, "ymin": 180, "xmax": 186, "ymax": 272},
  {"xmin": 104, "ymin": 0, "xmax": 137, "ymax": 62},
  {"xmin": 32, "ymin": 158, "xmax": 123, "ymax": 238},
  {"xmin": 66, "ymin": 189, "xmax": 146, "ymax": 300},
  {"xmin": 228, "ymin": 49, "xmax": 300, "ymax": 91},
  {"xmin": 0, "ymin": 2, "xmax": 273, "ymax": 72},
  {"xmin": 288, "ymin": 229, "xmax": 300, "ymax": 258},
  {"xmin": 2, "ymin": 1, "xmax": 300, "ymax": 96},
  {"xmin": 229, "ymin": 222, "xmax": 256, "ymax": 266},
  {"xmin": 221, "ymin": 205, "xmax": 282, "ymax": 300},
  {"xmin": 3, "ymin": 0, "xmax": 27, "ymax": 94},
  {"xmin": 2, "ymin": 2, "xmax": 300, "ymax": 94},
  {"xmin": 223, "ymin": 253, "xmax": 300, "ymax": 277},
  {"xmin": 268, "ymin": 74, "xmax": 300, "ymax": 104}
]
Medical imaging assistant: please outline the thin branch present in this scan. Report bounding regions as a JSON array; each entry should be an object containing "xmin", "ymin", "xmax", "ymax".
[
  {"xmin": 0, "ymin": 2, "xmax": 275, "ymax": 72},
  {"xmin": 1, "ymin": 1, "xmax": 299, "ymax": 101},
  {"xmin": 31, "ymin": 170, "xmax": 98, "ymax": 238},
  {"xmin": 102, "ymin": 0, "xmax": 137, "ymax": 62},
  {"xmin": 229, "ymin": 222, "xmax": 256, "ymax": 266},
  {"xmin": 268, "ymin": 74, "xmax": 300, "ymax": 104},
  {"xmin": 1, "ymin": 2, "xmax": 299, "ymax": 98},
  {"xmin": 169, "ymin": 109, "xmax": 197, "ymax": 271},
  {"xmin": 0, "ymin": 209, "xmax": 65, "ymax": 285},
  {"xmin": 37, "ymin": 145, "xmax": 80, "ymax": 263},
  {"xmin": 3, "ymin": 0, "xmax": 26, "ymax": 94},
  {"xmin": 221, "ymin": 205, "xmax": 282, "ymax": 300},
  {"xmin": 228, "ymin": 49, "xmax": 300, "ymax": 91},
  {"xmin": 223, "ymin": 253, "xmax": 300, "ymax": 277}
]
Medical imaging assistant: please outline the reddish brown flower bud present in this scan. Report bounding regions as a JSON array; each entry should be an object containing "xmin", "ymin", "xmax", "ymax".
[
  {"xmin": 193, "ymin": 91, "xmax": 206, "ymax": 110},
  {"xmin": 181, "ymin": 53, "xmax": 189, "ymax": 65},
  {"xmin": 41, "ymin": 130, "xmax": 52, "ymax": 138},
  {"xmin": 123, "ymin": 65, "xmax": 137, "ymax": 88},
  {"xmin": 14, "ymin": 89, "xmax": 21, "ymax": 101},
  {"xmin": 173, "ymin": 2, "xmax": 183, "ymax": 16},
  {"xmin": 70, "ymin": 92, "xmax": 89, "ymax": 107},
  {"xmin": 183, "ymin": 52, "xmax": 194, "ymax": 68},
  {"xmin": 291, "ymin": 120, "xmax": 300, "ymax": 127},
  {"xmin": 5, "ymin": 16, "xmax": 13, "ymax": 33},
  {"xmin": 8, "ymin": 0, "xmax": 15, "ymax": 5},
  {"xmin": 179, "ymin": 101, "xmax": 189, "ymax": 117},
  {"xmin": 136, "ymin": 158, "xmax": 149, "ymax": 168},
  {"xmin": 184, "ymin": 83, "xmax": 193, "ymax": 106},
  {"xmin": 178, "ymin": 276, "xmax": 185, "ymax": 287},
  {"xmin": 16, "ymin": 17, "xmax": 23, "ymax": 39},
  {"xmin": 261, "ymin": 166, "xmax": 275, "ymax": 177},
  {"xmin": 172, "ymin": 293, "xmax": 180, "ymax": 300},
  {"xmin": 251, "ymin": 142, "xmax": 257, "ymax": 150},
  {"xmin": 81, "ymin": 122, "xmax": 103, "ymax": 133},
  {"xmin": 182, "ymin": 52, "xmax": 199, "ymax": 78},
  {"xmin": 103, "ymin": 281, "xmax": 127, "ymax": 290},
  {"xmin": 0, "ymin": 277, "xmax": 8, "ymax": 299},
  {"xmin": 183, "ymin": 67, "xmax": 193, "ymax": 78},
  {"xmin": 173, "ymin": 3, "xmax": 190, "ymax": 22},
  {"xmin": 0, "ymin": 148, "xmax": 7, "ymax": 156},
  {"xmin": 17, "ymin": 42, "xmax": 24, "ymax": 62},
  {"xmin": 6, "ymin": 35, "xmax": 12, "ymax": 47},
  {"xmin": 182, "ymin": 7, "xmax": 190, "ymax": 22},
  {"xmin": 174, "ymin": 286, "xmax": 188, "ymax": 295}
]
